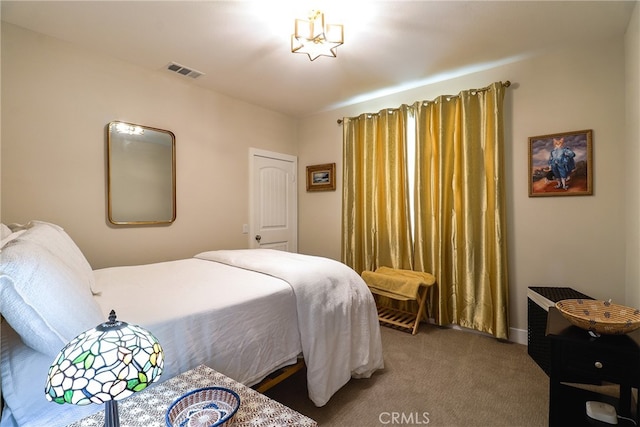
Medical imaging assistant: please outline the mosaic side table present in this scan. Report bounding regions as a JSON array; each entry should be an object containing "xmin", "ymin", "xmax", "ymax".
[{"xmin": 68, "ymin": 364, "xmax": 317, "ymax": 427}]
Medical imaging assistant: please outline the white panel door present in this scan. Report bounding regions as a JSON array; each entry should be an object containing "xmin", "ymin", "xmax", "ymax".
[{"xmin": 249, "ymin": 149, "xmax": 297, "ymax": 252}]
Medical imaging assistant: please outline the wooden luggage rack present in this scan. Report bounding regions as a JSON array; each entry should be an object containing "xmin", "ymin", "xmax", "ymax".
[
  {"xmin": 362, "ymin": 268, "xmax": 435, "ymax": 335},
  {"xmin": 375, "ymin": 286, "xmax": 429, "ymax": 335}
]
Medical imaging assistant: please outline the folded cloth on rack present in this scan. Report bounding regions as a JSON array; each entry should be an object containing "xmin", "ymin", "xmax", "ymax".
[{"xmin": 362, "ymin": 267, "xmax": 436, "ymax": 300}]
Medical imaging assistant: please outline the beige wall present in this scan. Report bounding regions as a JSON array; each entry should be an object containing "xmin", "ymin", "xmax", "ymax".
[
  {"xmin": 298, "ymin": 35, "xmax": 633, "ymax": 338},
  {"xmin": 1, "ymin": 23, "xmax": 298, "ymax": 268},
  {"xmin": 625, "ymin": 2, "xmax": 640, "ymax": 309}
]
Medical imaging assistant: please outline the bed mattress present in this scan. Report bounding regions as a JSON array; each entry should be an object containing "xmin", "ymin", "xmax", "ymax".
[{"xmin": 92, "ymin": 258, "xmax": 302, "ymax": 387}]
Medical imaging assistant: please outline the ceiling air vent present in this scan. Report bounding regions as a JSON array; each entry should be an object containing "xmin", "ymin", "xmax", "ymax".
[{"xmin": 165, "ymin": 62, "xmax": 204, "ymax": 79}]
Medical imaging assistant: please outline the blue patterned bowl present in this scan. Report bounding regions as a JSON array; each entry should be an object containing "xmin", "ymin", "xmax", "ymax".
[{"xmin": 166, "ymin": 386, "xmax": 240, "ymax": 427}]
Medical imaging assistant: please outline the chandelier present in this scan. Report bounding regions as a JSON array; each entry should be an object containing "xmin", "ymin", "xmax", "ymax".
[{"xmin": 291, "ymin": 10, "xmax": 344, "ymax": 61}]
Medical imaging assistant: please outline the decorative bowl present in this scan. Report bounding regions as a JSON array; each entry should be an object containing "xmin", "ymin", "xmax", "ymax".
[
  {"xmin": 556, "ymin": 299, "xmax": 640, "ymax": 335},
  {"xmin": 166, "ymin": 386, "xmax": 240, "ymax": 427}
]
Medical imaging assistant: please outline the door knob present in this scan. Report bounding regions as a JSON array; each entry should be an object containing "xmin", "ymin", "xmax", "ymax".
[{"xmin": 255, "ymin": 235, "xmax": 262, "ymax": 242}]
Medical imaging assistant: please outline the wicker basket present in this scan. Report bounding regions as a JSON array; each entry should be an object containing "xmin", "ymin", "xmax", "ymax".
[
  {"xmin": 556, "ymin": 299, "xmax": 640, "ymax": 335},
  {"xmin": 166, "ymin": 387, "xmax": 240, "ymax": 427}
]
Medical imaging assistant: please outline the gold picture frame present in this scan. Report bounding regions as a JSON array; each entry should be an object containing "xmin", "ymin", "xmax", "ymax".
[
  {"xmin": 306, "ymin": 163, "xmax": 336, "ymax": 192},
  {"xmin": 528, "ymin": 129, "xmax": 593, "ymax": 197}
]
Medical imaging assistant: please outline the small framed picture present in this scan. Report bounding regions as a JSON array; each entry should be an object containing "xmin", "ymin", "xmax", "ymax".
[
  {"xmin": 528, "ymin": 129, "xmax": 593, "ymax": 197},
  {"xmin": 306, "ymin": 163, "xmax": 336, "ymax": 192}
]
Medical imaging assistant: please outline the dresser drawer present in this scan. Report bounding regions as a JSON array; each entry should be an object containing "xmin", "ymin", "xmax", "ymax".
[{"xmin": 560, "ymin": 342, "xmax": 640, "ymax": 383}]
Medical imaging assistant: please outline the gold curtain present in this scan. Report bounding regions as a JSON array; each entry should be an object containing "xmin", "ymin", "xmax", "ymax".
[
  {"xmin": 341, "ymin": 81, "xmax": 509, "ymax": 339},
  {"xmin": 413, "ymin": 82, "xmax": 509, "ymax": 339},
  {"xmin": 341, "ymin": 107, "xmax": 414, "ymax": 273}
]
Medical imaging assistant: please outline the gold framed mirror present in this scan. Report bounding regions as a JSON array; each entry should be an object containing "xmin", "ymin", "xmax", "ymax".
[{"xmin": 107, "ymin": 121, "xmax": 176, "ymax": 225}]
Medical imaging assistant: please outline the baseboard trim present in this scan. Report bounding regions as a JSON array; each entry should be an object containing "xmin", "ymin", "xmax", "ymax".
[
  {"xmin": 509, "ymin": 327, "xmax": 527, "ymax": 345},
  {"xmin": 425, "ymin": 319, "xmax": 527, "ymax": 345}
]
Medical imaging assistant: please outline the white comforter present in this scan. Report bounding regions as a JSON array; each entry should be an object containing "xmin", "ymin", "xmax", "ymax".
[{"xmin": 195, "ymin": 249, "xmax": 384, "ymax": 407}]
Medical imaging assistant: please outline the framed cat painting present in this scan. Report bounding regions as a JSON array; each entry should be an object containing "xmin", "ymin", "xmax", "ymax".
[{"xmin": 528, "ymin": 129, "xmax": 593, "ymax": 197}]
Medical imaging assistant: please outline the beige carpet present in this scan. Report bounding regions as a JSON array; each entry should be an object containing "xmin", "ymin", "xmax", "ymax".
[{"xmin": 264, "ymin": 324, "xmax": 549, "ymax": 426}]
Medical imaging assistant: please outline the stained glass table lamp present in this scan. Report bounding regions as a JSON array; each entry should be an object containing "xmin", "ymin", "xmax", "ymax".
[{"xmin": 45, "ymin": 310, "xmax": 164, "ymax": 427}]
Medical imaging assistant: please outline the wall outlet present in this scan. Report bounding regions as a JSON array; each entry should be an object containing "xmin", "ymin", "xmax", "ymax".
[{"xmin": 242, "ymin": 224, "xmax": 249, "ymax": 234}]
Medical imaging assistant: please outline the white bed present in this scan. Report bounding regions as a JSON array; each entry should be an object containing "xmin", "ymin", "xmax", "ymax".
[{"xmin": 0, "ymin": 221, "xmax": 384, "ymax": 427}]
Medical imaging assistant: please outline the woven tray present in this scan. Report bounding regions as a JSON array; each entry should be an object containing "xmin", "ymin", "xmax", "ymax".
[{"xmin": 556, "ymin": 299, "xmax": 640, "ymax": 335}]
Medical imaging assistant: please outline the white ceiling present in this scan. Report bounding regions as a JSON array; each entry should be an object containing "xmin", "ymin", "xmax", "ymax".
[{"xmin": 1, "ymin": 1, "xmax": 636, "ymax": 118}]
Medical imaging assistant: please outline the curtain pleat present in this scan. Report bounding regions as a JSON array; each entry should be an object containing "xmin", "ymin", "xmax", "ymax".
[{"xmin": 342, "ymin": 82, "xmax": 509, "ymax": 339}]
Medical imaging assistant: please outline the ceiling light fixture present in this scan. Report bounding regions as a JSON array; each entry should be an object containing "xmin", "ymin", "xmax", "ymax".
[{"xmin": 291, "ymin": 10, "xmax": 343, "ymax": 61}]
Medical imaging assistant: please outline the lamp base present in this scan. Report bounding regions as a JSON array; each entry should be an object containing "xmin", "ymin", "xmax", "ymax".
[{"xmin": 104, "ymin": 400, "xmax": 120, "ymax": 427}]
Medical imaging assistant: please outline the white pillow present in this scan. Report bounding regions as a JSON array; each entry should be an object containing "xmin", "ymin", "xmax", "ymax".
[
  {"xmin": 0, "ymin": 237, "xmax": 104, "ymax": 357},
  {"xmin": 0, "ymin": 229, "xmax": 26, "ymax": 248},
  {"xmin": 7, "ymin": 221, "xmax": 96, "ymax": 293},
  {"xmin": 0, "ymin": 223, "xmax": 11, "ymax": 239}
]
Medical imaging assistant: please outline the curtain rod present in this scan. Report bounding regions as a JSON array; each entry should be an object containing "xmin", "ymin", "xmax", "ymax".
[{"xmin": 336, "ymin": 80, "xmax": 511, "ymax": 125}]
